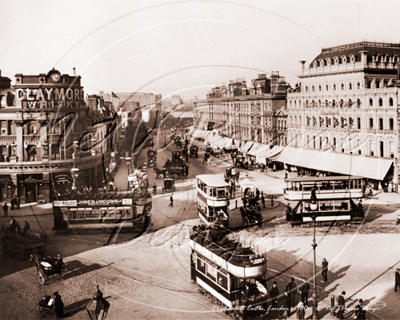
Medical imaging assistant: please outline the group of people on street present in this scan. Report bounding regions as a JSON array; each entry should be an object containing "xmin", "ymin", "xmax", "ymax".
[
  {"xmin": 9, "ymin": 217, "xmax": 30, "ymax": 234},
  {"xmin": 2, "ymin": 196, "xmax": 20, "ymax": 217}
]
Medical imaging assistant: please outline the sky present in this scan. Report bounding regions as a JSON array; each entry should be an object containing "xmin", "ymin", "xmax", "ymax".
[{"xmin": 1, "ymin": 0, "xmax": 400, "ymax": 101}]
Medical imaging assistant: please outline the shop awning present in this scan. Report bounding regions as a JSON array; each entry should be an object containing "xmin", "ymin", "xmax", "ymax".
[
  {"xmin": 273, "ymin": 147, "xmax": 393, "ymax": 181},
  {"xmin": 247, "ymin": 143, "xmax": 263, "ymax": 156},
  {"xmin": 240, "ymin": 141, "xmax": 254, "ymax": 153},
  {"xmin": 265, "ymin": 146, "xmax": 284, "ymax": 160},
  {"xmin": 255, "ymin": 145, "xmax": 271, "ymax": 164},
  {"xmin": 208, "ymin": 135, "xmax": 223, "ymax": 148}
]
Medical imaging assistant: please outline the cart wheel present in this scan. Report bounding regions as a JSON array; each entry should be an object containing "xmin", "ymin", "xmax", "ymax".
[{"xmin": 38, "ymin": 269, "xmax": 46, "ymax": 285}]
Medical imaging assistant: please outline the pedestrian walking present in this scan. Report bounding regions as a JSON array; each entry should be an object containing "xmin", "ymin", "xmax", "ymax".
[
  {"xmin": 261, "ymin": 193, "xmax": 265, "ymax": 208},
  {"xmin": 153, "ymin": 183, "xmax": 157, "ymax": 195},
  {"xmin": 10, "ymin": 196, "xmax": 15, "ymax": 210},
  {"xmin": 321, "ymin": 258, "xmax": 329, "ymax": 281},
  {"xmin": 298, "ymin": 279, "xmax": 310, "ymax": 306},
  {"xmin": 336, "ymin": 291, "xmax": 346, "ymax": 319},
  {"xmin": 354, "ymin": 299, "xmax": 366, "ymax": 319},
  {"xmin": 285, "ymin": 277, "xmax": 297, "ymax": 316},
  {"xmin": 269, "ymin": 281, "xmax": 279, "ymax": 309},
  {"xmin": 52, "ymin": 291, "xmax": 65, "ymax": 319},
  {"xmin": 256, "ymin": 188, "xmax": 260, "ymax": 201},
  {"xmin": 169, "ymin": 194, "xmax": 173, "ymax": 207},
  {"xmin": 395, "ymin": 268, "xmax": 400, "ymax": 292},
  {"xmin": 3, "ymin": 202, "xmax": 8, "ymax": 217},
  {"xmin": 23, "ymin": 221, "xmax": 31, "ymax": 235},
  {"xmin": 296, "ymin": 301, "xmax": 305, "ymax": 319}
]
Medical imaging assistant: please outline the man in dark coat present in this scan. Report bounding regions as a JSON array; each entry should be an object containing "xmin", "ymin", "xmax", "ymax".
[
  {"xmin": 285, "ymin": 277, "xmax": 297, "ymax": 316},
  {"xmin": 269, "ymin": 281, "xmax": 279, "ymax": 309},
  {"xmin": 261, "ymin": 192, "xmax": 265, "ymax": 208},
  {"xmin": 321, "ymin": 258, "xmax": 329, "ymax": 282},
  {"xmin": 336, "ymin": 291, "xmax": 346, "ymax": 319},
  {"xmin": 169, "ymin": 194, "xmax": 173, "ymax": 207},
  {"xmin": 395, "ymin": 268, "xmax": 400, "ymax": 292},
  {"xmin": 53, "ymin": 292, "xmax": 65, "ymax": 319},
  {"xmin": 298, "ymin": 279, "xmax": 310, "ymax": 306},
  {"xmin": 3, "ymin": 202, "xmax": 8, "ymax": 217},
  {"xmin": 354, "ymin": 299, "xmax": 366, "ymax": 319}
]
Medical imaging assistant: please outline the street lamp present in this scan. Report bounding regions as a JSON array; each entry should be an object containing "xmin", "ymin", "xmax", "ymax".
[
  {"xmin": 86, "ymin": 285, "xmax": 110, "ymax": 320},
  {"xmin": 309, "ymin": 187, "xmax": 319, "ymax": 320},
  {"xmin": 71, "ymin": 167, "xmax": 79, "ymax": 191},
  {"xmin": 125, "ymin": 156, "xmax": 131, "ymax": 175}
]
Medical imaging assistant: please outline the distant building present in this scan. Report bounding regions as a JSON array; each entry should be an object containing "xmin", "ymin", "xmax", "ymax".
[{"xmin": 206, "ymin": 73, "xmax": 289, "ymax": 144}]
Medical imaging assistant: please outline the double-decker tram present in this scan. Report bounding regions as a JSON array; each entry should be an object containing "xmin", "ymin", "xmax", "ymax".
[
  {"xmin": 190, "ymin": 227, "xmax": 268, "ymax": 319},
  {"xmin": 52, "ymin": 190, "xmax": 152, "ymax": 231},
  {"xmin": 284, "ymin": 175, "xmax": 365, "ymax": 226},
  {"xmin": 196, "ymin": 175, "xmax": 229, "ymax": 228}
]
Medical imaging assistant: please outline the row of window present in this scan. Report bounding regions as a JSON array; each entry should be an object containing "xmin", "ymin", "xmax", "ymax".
[
  {"xmin": 304, "ymin": 81, "xmax": 362, "ymax": 93},
  {"xmin": 288, "ymin": 97, "xmax": 394, "ymax": 109},
  {"xmin": 68, "ymin": 207, "xmax": 133, "ymax": 220},
  {"xmin": 297, "ymin": 116, "xmax": 395, "ymax": 131},
  {"xmin": 197, "ymin": 180, "xmax": 228, "ymax": 198},
  {"xmin": 291, "ymin": 134, "xmax": 395, "ymax": 158}
]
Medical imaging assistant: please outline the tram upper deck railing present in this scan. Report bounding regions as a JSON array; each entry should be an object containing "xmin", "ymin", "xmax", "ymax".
[
  {"xmin": 53, "ymin": 189, "xmax": 152, "ymax": 203},
  {"xmin": 190, "ymin": 227, "xmax": 266, "ymax": 278}
]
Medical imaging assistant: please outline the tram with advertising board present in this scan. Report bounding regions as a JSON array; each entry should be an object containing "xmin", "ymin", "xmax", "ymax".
[
  {"xmin": 190, "ymin": 226, "xmax": 268, "ymax": 319},
  {"xmin": 52, "ymin": 190, "xmax": 152, "ymax": 231},
  {"xmin": 196, "ymin": 175, "xmax": 229, "ymax": 228},
  {"xmin": 284, "ymin": 175, "xmax": 365, "ymax": 226}
]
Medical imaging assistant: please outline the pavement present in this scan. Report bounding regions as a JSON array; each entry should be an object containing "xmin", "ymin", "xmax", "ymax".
[{"xmin": 2, "ymin": 148, "xmax": 400, "ymax": 319}]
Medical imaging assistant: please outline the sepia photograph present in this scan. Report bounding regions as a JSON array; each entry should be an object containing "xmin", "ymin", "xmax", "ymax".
[{"xmin": 1, "ymin": 0, "xmax": 400, "ymax": 319}]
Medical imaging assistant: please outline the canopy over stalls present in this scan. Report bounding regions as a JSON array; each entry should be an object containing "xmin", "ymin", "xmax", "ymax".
[
  {"xmin": 240, "ymin": 141, "xmax": 254, "ymax": 154},
  {"xmin": 208, "ymin": 135, "xmax": 223, "ymax": 148},
  {"xmin": 265, "ymin": 146, "xmax": 284, "ymax": 161},
  {"xmin": 255, "ymin": 145, "xmax": 271, "ymax": 164},
  {"xmin": 239, "ymin": 177, "xmax": 254, "ymax": 193},
  {"xmin": 273, "ymin": 147, "xmax": 393, "ymax": 181},
  {"xmin": 218, "ymin": 138, "xmax": 238, "ymax": 150},
  {"xmin": 247, "ymin": 143, "xmax": 263, "ymax": 156}
]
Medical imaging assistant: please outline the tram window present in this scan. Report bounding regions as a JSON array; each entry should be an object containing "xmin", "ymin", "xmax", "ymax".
[
  {"xmin": 85, "ymin": 209, "xmax": 95, "ymax": 219},
  {"xmin": 124, "ymin": 209, "xmax": 131, "ymax": 218},
  {"xmin": 197, "ymin": 258, "xmax": 206, "ymax": 273},
  {"xmin": 206, "ymin": 264, "xmax": 217, "ymax": 282},
  {"xmin": 217, "ymin": 188, "xmax": 226, "ymax": 198},
  {"xmin": 217, "ymin": 272, "xmax": 228, "ymax": 290},
  {"xmin": 69, "ymin": 209, "xmax": 77, "ymax": 220},
  {"xmin": 208, "ymin": 207, "xmax": 215, "ymax": 217},
  {"xmin": 78, "ymin": 209, "xmax": 85, "ymax": 219},
  {"xmin": 230, "ymin": 276, "xmax": 238, "ymax": 291}
]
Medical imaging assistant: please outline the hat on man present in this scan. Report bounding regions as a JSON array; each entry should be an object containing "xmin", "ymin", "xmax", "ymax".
[{"xmin": 341, "ymin": 291, "xmax": 346, "ymax": 295}]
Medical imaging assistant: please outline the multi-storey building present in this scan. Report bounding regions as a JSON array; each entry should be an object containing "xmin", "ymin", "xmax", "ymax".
[
  {"xmin": 0, "ymin": 69, "xmax": 106, "ymax": 203},
  {"xmin": 207, "ymin": 73, "xmax": 288, "ymax": 145},
  {"xmin": 286, "ymin": 41, "xmax": 400, "ymax": 185}
]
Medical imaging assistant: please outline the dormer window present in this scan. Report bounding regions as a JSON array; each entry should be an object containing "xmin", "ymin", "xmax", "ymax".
[{"xmin": 327, "ymin": 58, "xmax": 332, "ymax": 66}]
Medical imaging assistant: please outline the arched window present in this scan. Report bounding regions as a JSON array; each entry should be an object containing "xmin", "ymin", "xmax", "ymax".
[
  {"xmin": 326, "ymin": 84, "xmax": 329, "ymax": 91},
  {"xmin": 369, "ymin": 99, "xmax": 373, "ymax": 107},
  {"xmin": 349, "ymin": 83, "xmax": 352, "ymax": 90},
  {"xmin": 312, "ymin": 86, "xmax": 315, "ymax": 92},
  {"xmin": 357, "ymin": 99, "xmax": 361, "ymax": 107},
  {"xmin": 379, "ymin": 98, "xmax": 383, "ymax": 107},
  {"xmin": 389, "ymin": 98, "xmax": 393, "ymax": 106},
  {"xmin": 333, "ymin": 84, "xmax": 336, "ymax": 90},
  {"xmin": 305, "ymin": 86, "xmax": 308, "ymax": 92},
  {"xmin": 348, "ymin": 99, "xmax": 352, "ymax": 107},
  {"xmin": 332, "ymin": 99, "xmax": 336, "ymax": 107}
]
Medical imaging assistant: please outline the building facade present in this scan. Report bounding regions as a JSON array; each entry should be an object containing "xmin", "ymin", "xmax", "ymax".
[
  {"xmin": 287, "ymin": 42, "xmax": 400, "ymax": 160},
  {"xmin": 207, "ymin": 73, "xmax": 288, "ymax": 145},
  {"xmin": 0, "ymin": 69, "xmax": 106, "ymax": 203}
]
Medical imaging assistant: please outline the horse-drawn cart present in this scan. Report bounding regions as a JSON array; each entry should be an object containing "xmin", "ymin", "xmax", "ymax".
[{"xmin": 1, "ymin": 226, "xmax": 47, "ymax": 260}]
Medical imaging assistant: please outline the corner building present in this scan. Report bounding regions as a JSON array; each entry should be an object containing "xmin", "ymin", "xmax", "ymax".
[
  {"xmin": 0, "ymin": 69, "xmax": 104, "ymax": 203},
  {"xmin": 287, "ymin": 42, "xmax": 400, "ymax": 186}
]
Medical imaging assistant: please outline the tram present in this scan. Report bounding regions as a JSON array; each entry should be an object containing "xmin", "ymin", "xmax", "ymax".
[
  {"xmin": 190, "ymin": 226, "xmax": 268, "ymax": 319},
  {"xmin": 284, "ymin": 175, "xmax": 365, "ymax": 225},
  {"xmin": 196, "ymin": 175, "xmax": 229, "ymax": 228}
]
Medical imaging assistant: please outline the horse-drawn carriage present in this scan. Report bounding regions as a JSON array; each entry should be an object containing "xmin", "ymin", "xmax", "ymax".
[
  {"xmin": 189, "ymin": 146, "xmax": 198, "ymax": 158},
  {"xmin": 147, "ymin": 149, "xmax": 157, "ymax": 167},
  {"xmin": 175, "ymin": 137, "xmax": 182, "ymax": 149},
  {"xmin": 224, "ymin": 167, "xmax": 239, "ymax": 183},
  {"xmin": 235, "ymin": 155, "xmax": 248, "ymax": 169},
  {"xmin": 1, "ymin": 225, "xmax": 47, "ymax": 260},
  {"xmin": 240, "ymin": 196, "xmax": 263, "ymax": 228},
  {"xmin": 154, "ymin": 166, "xmax": 167, "ymax": 179},
  {"xmin": 165, "ymin": 162, "xmax": 188, "ymax": 179},
  {"xmin": 211, "ymin": 147, "xmax": 223, "ymax": 158},
  {"xmin": 30, "ymin": 254, "xmax": 64, "ymax": 285},
  {"xmin": 162, "ymin": 178, "xmax": 176, "ymax": 193},
  {"xmin": 172, "ymin": 150, "xmax": 183, "ymax": 162}
]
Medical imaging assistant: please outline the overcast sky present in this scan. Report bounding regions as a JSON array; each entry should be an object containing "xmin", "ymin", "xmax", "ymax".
[{"xmin": 1, "ymin": 0, "xmax": 400, "ymax": 100}]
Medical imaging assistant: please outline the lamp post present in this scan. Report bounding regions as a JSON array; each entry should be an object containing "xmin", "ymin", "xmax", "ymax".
[
  {"xmin": 125, "ymin": 156, "xmax": 131, "ymax": 175},
  {"xmin": 309, "ymin": 187, "xmax": 319, "ymax": 320},
  {"xmin": 86, "ymin": 285, "xmax": 110, "ymax": 320}
]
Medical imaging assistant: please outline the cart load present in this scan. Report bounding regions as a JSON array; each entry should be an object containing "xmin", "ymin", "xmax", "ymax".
[
  {"xmin": 1, "ymin": 225, "xmax": 47, "ymax": 260},
  {"xmin": 189, "ymin": 146, "xmax": 198, "ymax": 158}
]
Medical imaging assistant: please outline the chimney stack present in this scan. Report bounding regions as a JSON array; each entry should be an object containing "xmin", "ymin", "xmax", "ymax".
[
  {"xmin": 300, "ymin": 61, "xmax": 306, "ymax": 74},
  {"xmin": 73, "ymin": 67, "xmax": 76, "ymax": 76}
]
